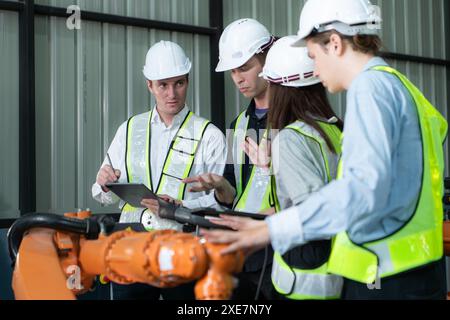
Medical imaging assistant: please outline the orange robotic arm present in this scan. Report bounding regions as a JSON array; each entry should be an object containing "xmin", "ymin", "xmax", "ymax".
[{"xmin": 10, "ymin": 211, "xmax": 244, "ymax": 300}]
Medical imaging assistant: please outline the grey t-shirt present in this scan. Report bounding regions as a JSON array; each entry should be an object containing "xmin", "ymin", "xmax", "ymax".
[{"xmin": 271, "ymin": 122, "xmax": 340, "ymax": 210}]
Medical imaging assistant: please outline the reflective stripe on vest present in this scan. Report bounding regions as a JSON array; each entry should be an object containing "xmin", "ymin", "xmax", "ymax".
[
  {"xmin": 272, "ymin": 251, "xmax": 343, "ymax": 300},
  {"xmin": 121, "ymin": 109, "xmax": 211, "ymax": 231},
  {"xmin": 327, "ymin": 66, "xmax": 448, "ymax": 284},
  {"xmin": 271, "ymin": 120, "xmax": 343, "ymax": 299},
  {"xmin": 232, "ymin": 111, "xmax": 273, "ymax": 212}
]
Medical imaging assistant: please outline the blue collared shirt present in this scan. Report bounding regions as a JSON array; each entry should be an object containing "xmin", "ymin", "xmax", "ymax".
[{"xmin": 267, "ymin": 57, "xmax": 423, "ymax": 254}]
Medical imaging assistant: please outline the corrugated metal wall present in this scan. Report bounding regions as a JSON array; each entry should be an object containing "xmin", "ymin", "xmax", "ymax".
[
  {"xmin": 0, "ymin": 10, "xmax": 20, "ymax": 219},
  {"xmin": 222, "ymin": 0, "xmax": 449, "ymax": 172},
  {"xmin": 34, "ymin": 0, "xmax": 211, "ymax": 214},
  {"xmin": 36, "ymin": 0, "xmax": 210, "ymax": 27}
]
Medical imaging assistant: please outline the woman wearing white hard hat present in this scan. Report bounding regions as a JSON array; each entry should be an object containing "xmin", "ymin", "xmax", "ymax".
[
  {"xmin": 204, "ymin": 36, "xmax": 345, "ymax": 300},
  {"xmin": 92, "ymin": 40, "xmax": 227, "ymax": 300},
  {"xmin": 202, "ymin": 0, "xmax": 448, "ymax": 300},
  {"xmin": 265, "ymin": 36, "xmax": 344, "ymax": 300}
]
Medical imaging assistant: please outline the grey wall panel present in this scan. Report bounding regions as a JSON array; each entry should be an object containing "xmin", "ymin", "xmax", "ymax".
[
  {"xmin": 35, "ymin": 0, "xmax": 210, "ymax": 27},
  {"xmin": 371, "ymin": 0, "xmax": 447, "ymax": 60},
  {"xmin": 103, "ymin": 23, "xmax": 128, "ymax": 146},
  {"xmin": 101, "ymin": 0, "xmax": 127, "ymax": 16},
  {"xmin": 78, "ymin": 21, "xmax": 104, "ymax": 212},
  {"xmin": 222, "ymin": 0, "xmax": 251, "ymax": 125},
  {"xmin": 35, "ymin": 14, "xmax": 212, "ymax": 214},
  {"xmin": 35, "ymin": 15, "xmax": 52, "ymax": 212},
  {"xmin": 190, "ymin": 34, "xmax": 211, "ymax": 118},
  {"xmin": 386, "ymin": 60, "xmax": 449, "ymax": 175},
  {"xmin": 51, "ymin": 16, "xmax": 77, "ymax": 213},
  {"xmin": 0, "ymin": 11, "xmax": 20, "ymax": 219},
  {"xmin": 126, "ymin": 26, "xmax": 153, "ymax": 117}
]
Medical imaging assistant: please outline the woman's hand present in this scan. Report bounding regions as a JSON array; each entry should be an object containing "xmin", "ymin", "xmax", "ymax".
[
  {"xmin": 200, "ymin": 220, "xmax": 270, "ymax": 256},
  {"xmin": 206, "ymin": 214, "xmax": 261, "ymax": 231},
  {"xmin": 243, "ymin": 136, "xmax": 271, "ymax": 169}
]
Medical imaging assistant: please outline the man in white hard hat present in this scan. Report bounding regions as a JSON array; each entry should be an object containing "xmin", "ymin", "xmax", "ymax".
[
  {"xmin": 92, "ymin": 40, "xmax": 227, "ymax": 299},
  {"xmin": 184, "ymin": 18, "xmax": 278, "ymax": 300},
  {"xmin": 202, "ymin": 0, "xmax": 448, "ymax": 300}
]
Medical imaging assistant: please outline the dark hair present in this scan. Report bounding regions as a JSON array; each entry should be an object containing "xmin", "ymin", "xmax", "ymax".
[
  {"xmin": 267, "ymin": 83, "xmax": 344, "ymax": 153},
  {"xmin": 255, "ymin": 50, "xmax": 269, "ymax": 66},
  {"xmin": 307, "ymin": 31, "xmax": 383, "ymax": 56}
]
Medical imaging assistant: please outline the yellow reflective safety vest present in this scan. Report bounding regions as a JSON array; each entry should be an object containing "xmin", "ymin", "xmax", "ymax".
[
  {"xmin": 271, "ymin": 120, "xmax": 344, "ymax": 299},
  {"xmin": 232, "ymin": 110, "xmax": 273, "ymax": 212},
  {"xmin": 327, "ymin": 66, "xmax": 448, "ymax": 284},
  {"xmin": 120, "ymin": 108, "xmax": 211, "ymax": 231}
]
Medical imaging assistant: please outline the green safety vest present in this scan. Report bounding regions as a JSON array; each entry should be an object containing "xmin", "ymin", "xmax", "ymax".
[
  {"xmin": 121, "ymin": 108, "xmax": 211, "ymax": 231},
  {"xmin": 271, "ymin": 120, "xmax": 344, "ymax": 299},
  {"xmin": 232, "ymin": 110, "xmax": 273, "ymax": 212},
  {"xmin": 327, "ymin": 66, "xmax": 448, "ymax": 284}
]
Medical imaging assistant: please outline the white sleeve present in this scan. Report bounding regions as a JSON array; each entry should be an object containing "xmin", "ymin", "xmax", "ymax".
[
  {"xmin": 182, "ymin": 123, "xmax": 227, "ymax": 210},
  {"xmin": 91, "ymin": 121, "xmax": 128, "ymax": 205}
]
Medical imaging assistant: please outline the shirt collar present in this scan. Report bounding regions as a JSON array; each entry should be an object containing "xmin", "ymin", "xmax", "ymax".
[
  {"xmin": 245, "ymin": 100, "xmax": 256, "ymax": 117},
  {"xmin": 151, "ymin": 105, "xmax": 190, "ymax": 127},
  {"xmin": 245, "ymin": 100, "xmax": 268, "ymax": 120},
  {"xmin": 362, "ymin": 56, "xmax": 389, "ymax": 72}
]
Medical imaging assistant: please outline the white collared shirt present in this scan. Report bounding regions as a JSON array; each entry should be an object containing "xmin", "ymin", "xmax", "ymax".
[{"xmin": 92, "ymin": 105, "xmax": 227, "ymax": 210}]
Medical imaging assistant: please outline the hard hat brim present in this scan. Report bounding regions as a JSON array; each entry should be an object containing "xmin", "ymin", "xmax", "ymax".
[
  {"xmin": 291, "ymin": 37, "xmax": 306, "ymax": 47},
  {"xmin": 143, "ymin": 62, "xmax": 192, "ymax": 81},
  {"xmin": 291, "ymin": 25, "xmax": 315, "ymax": 47},
  {"xmin": 215, "ymin": 60, "xmax": 230, "ymax": 72}
]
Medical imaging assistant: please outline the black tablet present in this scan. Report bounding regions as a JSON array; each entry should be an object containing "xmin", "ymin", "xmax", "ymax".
[{"xmin": 105, "ymin": 183, "xmax": 166, "ymax": 208}]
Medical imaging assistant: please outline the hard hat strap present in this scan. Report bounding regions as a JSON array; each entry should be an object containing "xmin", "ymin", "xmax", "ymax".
[
  {"xmin": 313, "ymin": 21, "xmax": 380, "ymax": 37},
  {"xmin": 265, "ymin": 71, "xmax": 314, "ymax": 85},
  {"xmin": 256, "ymin": 36, "xmax": 276, "ymax": 54}
]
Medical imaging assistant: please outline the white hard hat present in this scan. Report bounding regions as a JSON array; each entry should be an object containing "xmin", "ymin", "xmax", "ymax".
[
  {"xmin": 259, "ymin": 36, "xmax": 320, "ymax": 88},
  {"xmin": 143, "ymin": 41, "xmax": 192, "ymax": 80},
  {"xmin": 215, "ymin": 18, "xmax": 275, "ymax": 72},
  {"xmin": 292, "ymin": 0, "xmax": 382, "ymax": 47}
]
